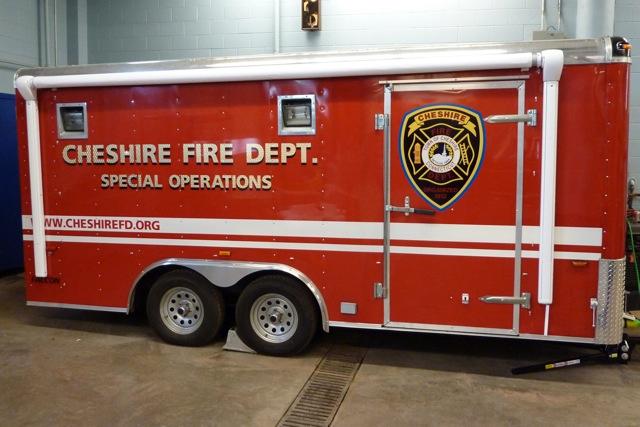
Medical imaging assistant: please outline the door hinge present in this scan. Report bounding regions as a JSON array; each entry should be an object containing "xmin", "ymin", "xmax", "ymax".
[
  {"xmin": 373, "ymin": 282, "xmax": 386, "ymax": 299},
  {"xmin": 374, "ymin": 113, "xmax": 385, "ymax": 130},
  {"xmin": 479, "ymin": 292, "xmax": 531, "ymax": 309},
  {"xmin": 527, "ymin": 109, "xmax": 537, "ymax": 126},
  {"xmin": 484, "ymin": 109, "xmax": 537, "ymax": 126}
]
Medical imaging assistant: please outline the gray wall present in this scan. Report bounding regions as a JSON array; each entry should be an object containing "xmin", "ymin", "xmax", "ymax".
[
  {"xmin": 615, "ymin": 0, "xmax": 640, "ymax": 190},
  {"xmin": 87, "ymin": 0, "xmax": 546, "ymax": 64},
  {"xmin": 0, "ymin": 0, "xmax": 40, "ymax": 93},
  {"xmin": 0, "ymin": 0, "xmax": 79, "ymax": 94}
]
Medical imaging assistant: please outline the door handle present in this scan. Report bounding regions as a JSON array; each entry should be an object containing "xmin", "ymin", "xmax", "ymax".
[
  {"xmin": 386, "ymin": 205, "xmax": 435, "ymax": 216},
  {"xmin": 479, "ymin": 292, "xmax": 531, "ymax": 310},
  {"xmin": 386, "ymin": 196, "xmax": 435, "ymax": 216},
  {"xmin": 484, "ymin": 109, "xmax": 537, "ymax": 126}
]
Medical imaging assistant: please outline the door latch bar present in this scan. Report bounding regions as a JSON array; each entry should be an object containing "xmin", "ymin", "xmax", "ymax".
[
  {"xmin": 386, "ymin": 196, "xmax": 435, "ymax": 216},
  {"xmin": 479, "ymin": 292, "xmax": 531, "ymax": 310},
  {"xmin": 484, "ymin": 109, "xmax": 537, "ymax": 126}
]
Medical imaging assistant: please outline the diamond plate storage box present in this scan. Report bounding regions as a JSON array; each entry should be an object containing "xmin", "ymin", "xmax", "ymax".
[{"xmin": 596, "ymin": 258, "xmax": 626, "ymax": 344}]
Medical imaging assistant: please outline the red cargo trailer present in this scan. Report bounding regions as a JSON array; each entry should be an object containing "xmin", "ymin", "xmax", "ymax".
[{"xmin": 14, "ymin": 37, "xmax": 632, "ymax": 355}]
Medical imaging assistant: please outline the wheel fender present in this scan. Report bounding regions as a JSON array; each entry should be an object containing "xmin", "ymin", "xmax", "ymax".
[{"xmin": 129, "ymin": 258, "xmax": 330, "ymax": 332}]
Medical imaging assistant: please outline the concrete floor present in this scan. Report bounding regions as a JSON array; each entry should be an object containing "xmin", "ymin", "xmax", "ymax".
[{"xmin": 1, "ymin": 272, "xmax": 639, "ymax": 427}]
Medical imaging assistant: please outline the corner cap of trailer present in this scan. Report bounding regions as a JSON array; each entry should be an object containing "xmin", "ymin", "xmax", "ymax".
[
  {"xmin": 539, "ymin": 50, "xmax": 564, "ymax": 82},
  {"xmin": 14, "ymin": 75, "xmax": 36, "ymax": 101}
]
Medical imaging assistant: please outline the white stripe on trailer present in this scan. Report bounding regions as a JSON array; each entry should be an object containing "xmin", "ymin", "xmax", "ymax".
[
  {"xmin": 393, "ymin": 223, "xmax": 602, "ymax": 247},
  {"xmin": 22, "ymin": 234, "xmax": 601, "ymax": 260},
  {"xmin": 328, "ymin": 321, "xmax": 598, "ymax": 344},
  {"xmin": 391, "ymin": 246, "xmax": 600, "ymax": 260},
  {"xmin": 24, "ymin": 215, "xmax": 382, "ymax": 240},
  {"xmin": 22, "ymin": 234, "xmax": 383, "ymax": 254},
  {"xmin": 21, "ymin": 215, "xmax": 603, "ymax": 247}
]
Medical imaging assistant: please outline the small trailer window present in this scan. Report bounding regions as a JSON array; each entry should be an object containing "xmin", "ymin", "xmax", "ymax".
[
  {"xmin": 278, "ymin": 95, "xmax": 316, "ymax": 135},
  {"xmin": 56, "ymin": 103, "xmax": 88, "ymax": 139}
]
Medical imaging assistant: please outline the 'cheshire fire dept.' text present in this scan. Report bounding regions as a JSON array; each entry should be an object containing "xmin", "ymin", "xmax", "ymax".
[{"xmin": 62, "ymin": 142, "xmax": 317, "ymax": 165}]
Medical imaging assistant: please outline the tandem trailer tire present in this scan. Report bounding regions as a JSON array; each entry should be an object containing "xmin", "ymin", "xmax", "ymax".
[
  {"xmin": 235, "ymin": 275, "xmax": 318, "ymax": 356},
  {"xmin": 146, "ymin": 270, "xmax": 224, "ymax": 347}
]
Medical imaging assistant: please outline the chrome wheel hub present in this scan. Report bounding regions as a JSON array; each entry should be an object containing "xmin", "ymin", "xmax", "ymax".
[
  {"xmin": 250, "ymin": 293, "xmax": 298, "ymax": 343},
  {"xmin": 160, "ymin": 287, "xmax": 203, "ymax": 335}
]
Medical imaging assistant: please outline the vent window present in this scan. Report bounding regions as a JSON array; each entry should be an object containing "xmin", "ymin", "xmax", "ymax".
[
  {"xmin": 57, "ymin": 103, "xmax": 88, "ymax": 139},
  {"xmin": 278, "ymin": 95, "xmax": 316, "ymax": 136}
]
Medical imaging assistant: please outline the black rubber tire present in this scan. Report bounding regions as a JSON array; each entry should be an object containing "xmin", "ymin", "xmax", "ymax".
[
  {"xmin": 146, "ymin": 270, "xmax": 224, "ymax": 347},
  {"xmin": 235, "ymin": 275, "xmax": 318, "ymax": 356}
]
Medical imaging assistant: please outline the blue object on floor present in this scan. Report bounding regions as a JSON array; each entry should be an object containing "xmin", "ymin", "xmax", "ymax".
[{"xmin": 0, "ymin": 93, "xmax": 23, "ymax": 272}]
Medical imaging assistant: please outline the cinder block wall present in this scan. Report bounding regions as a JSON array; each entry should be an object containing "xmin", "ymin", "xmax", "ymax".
[
  {"xmin": 615, "ymin": 0, "xmax": 640, "ymax": 191},
  {"xmin": 87, "ymin": 0, "xmax": 544, "ymax": 63},
  {"xmin": 0, "ymin": 0, "xmax": 39, "ymax": 93}
]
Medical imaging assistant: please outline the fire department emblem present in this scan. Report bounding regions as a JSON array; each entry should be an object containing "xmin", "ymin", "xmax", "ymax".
[{"xmin": 399, "ymin": 104, "xmax": 485, "ymax": 210}]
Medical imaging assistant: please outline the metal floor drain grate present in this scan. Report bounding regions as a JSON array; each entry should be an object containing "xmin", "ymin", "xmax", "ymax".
[{"xmin": 278, "ymin": 345, "xmax": 367, "ymax": 427}]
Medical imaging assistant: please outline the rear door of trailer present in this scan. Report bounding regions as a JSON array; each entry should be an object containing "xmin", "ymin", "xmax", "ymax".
[{"xmin": 383, "ymin": 77, "xmax": 527, "ymax": 335}]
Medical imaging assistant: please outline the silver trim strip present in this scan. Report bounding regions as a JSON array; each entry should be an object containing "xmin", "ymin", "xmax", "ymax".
[
  {"xmin": 607, "ymin": 57, "xmax": 632, "ymax": 64},
  {"xmin": 26, "ymin": 301, "xmax": 128, "ymax": 313},
  {"xmin": 513, "ymin": 80, "xmax": 525, "ymax": 335},
  {"xmin": 386, "ymin": 321, "xmax": 517, "ymax": 336},
  {"xmin": 328, "ymin": 321, "xmax": 597, "ymax": 344},
  {"xmin": 379, "ymin": 75, "xmax": 530, "ymax": 85},
  {"xmin": 392, "ymin": 80, "xmax": 527, "ymax": 92},
  {"xmin": 382, "ymin": 85, "xmax": 391, "ymax": 324},
  {"xmin": 517, "ymin": 333, "xmax": 596, "ymax": 344},
  {"xmin": 329, "ymin": 321, "xmax": 382, "ymax": 329},
  {"xmin": 605, "ymin": 37, "xmax": 613, "ymax": 63},
  {"xmin": 128, "ymin": 258, "xmax": 330, "ymax": 332},
  {"xmin": 15, "ymin": 37, "xmax": 624, "ymax": 79}
]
